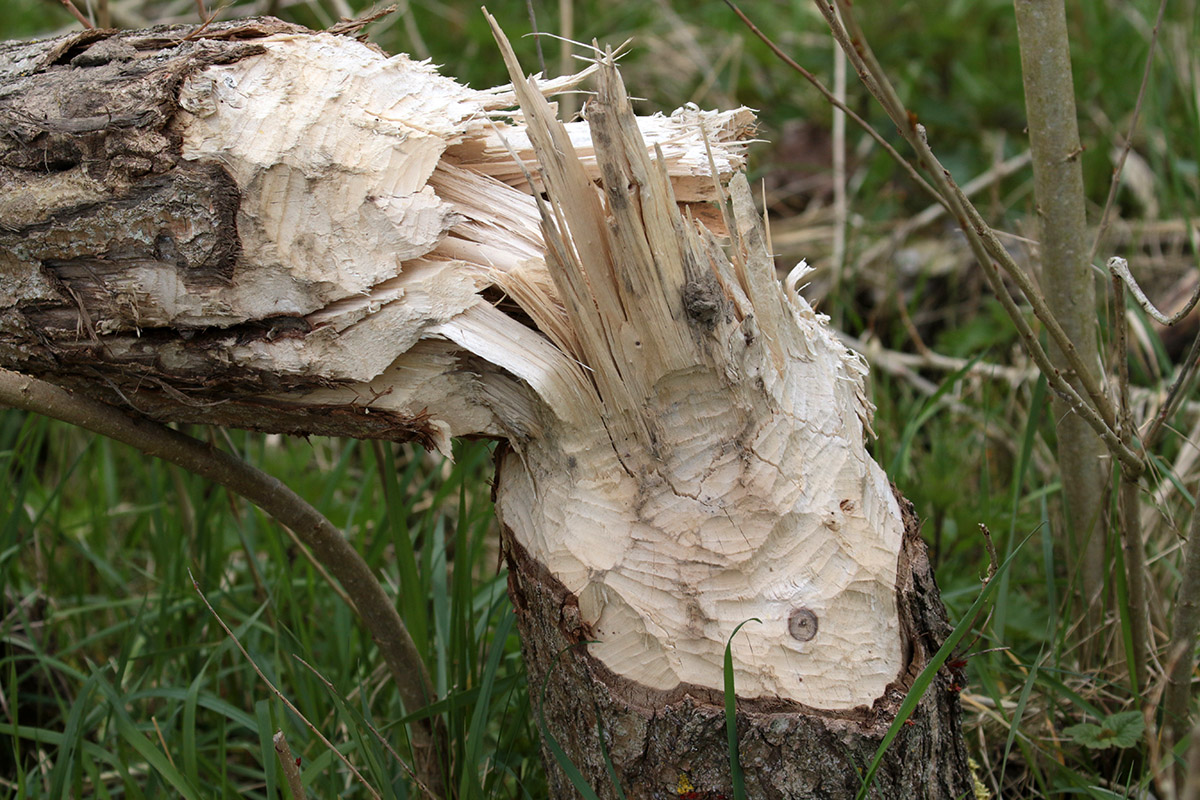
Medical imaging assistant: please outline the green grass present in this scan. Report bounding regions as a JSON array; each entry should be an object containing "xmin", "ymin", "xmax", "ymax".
[
  {"xmin": 0, "ymin": 419, "xmax": 537, "ymax": 798},
  {"xmin": 3, "ymin": 0, "xmax": 1199, "ymax": 797}
]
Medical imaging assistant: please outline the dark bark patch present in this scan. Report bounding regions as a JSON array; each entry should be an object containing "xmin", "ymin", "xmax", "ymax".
[
  {"xmin": 682, "ymin": 275, "xmax": 725, "ymax": 331},
  {"xmin": 0, "ymin": 18, "xmax": 298, "ymax": 184}
]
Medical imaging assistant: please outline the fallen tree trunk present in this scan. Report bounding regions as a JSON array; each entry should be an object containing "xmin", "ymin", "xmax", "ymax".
[{"xmin": 0, "ymin": 16, "xmax": 972, "ymax": 798}]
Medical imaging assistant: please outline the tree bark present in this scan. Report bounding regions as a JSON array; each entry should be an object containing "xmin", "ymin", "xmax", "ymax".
[{"xmin": 0, "ymin": 18, "xmax": 971, "ymax": 798}]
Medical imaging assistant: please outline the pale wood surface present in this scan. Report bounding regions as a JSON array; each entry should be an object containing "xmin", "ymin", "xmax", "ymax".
[{"xmin": 4, "ymin": 20, "xmax": 900, "ymax": 709}]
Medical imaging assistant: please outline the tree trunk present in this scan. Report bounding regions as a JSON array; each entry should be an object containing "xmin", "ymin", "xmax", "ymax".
[{"xmin": 0, "ymin": 18, "xmax": 971, "ymax": 798}]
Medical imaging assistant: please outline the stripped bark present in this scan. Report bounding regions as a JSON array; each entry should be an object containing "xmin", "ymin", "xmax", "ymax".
[{"xmin": 0, "ymin": 18, "xmax": 970, "ymax": 797}]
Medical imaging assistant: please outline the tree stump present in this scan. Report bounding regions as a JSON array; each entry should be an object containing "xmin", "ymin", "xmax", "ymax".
[{"xmin": 0, "ymin": 17, "xmax": 972, "ymax": 798}]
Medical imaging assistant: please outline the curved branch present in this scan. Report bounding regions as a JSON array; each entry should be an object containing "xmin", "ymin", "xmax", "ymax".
[
  {"xmin": 810, "ymin": 0, "xmax": 1139, "ymax": 473},
  {"xmin": 0, "ymin": 367, "xmax": 445, "ymax": 797},
  {"xmin": 1109, "ymin": 256, "xmax": 1200, "ymax": 327},
  {"xmin": 723, "ymin": 0, "xmax": 947, "ymax": 212}
]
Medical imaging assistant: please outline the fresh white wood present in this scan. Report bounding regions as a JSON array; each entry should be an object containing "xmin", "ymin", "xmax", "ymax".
[
  {"xmin": 165, "ymin": 31, "xmax": 748, "ymax": 449},
  {"xmin": 485, "ymin": 22, "xmax": 905, "ymax": 709},
  {"xmin": 64, "ymin": 27, "xmax": 903, "ymax": 709}
]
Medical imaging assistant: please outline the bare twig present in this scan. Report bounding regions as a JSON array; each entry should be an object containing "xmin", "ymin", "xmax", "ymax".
[
  {"xmin": 1089, "ymin": 0, "xmax": 1171, "ymax": 265},
  {"xmin": 326, "ymin": 4, "xmax": 397, "ymax": 36},
  {"xmin": 293, "ymin": 654, "xmax": 422, "ymax": 784},
  {"xmin": 1144, "ymin": 325, "xmax": 1200, "ymax": 451},
  {"xmin": 1109, "ymin": 256, "xmax": 1200, "ymax": 327},
  {"xmin": 0, "ymin": 368, "xmax": 445, "ymax": 797},
  {"xmin": 980, "ymin": 523, "xmax": 999, "ymax": 582},
  {"xmin": 722, "ymin": 0, "xmax": 946, "ymax": 211},
  {"xmin": 855, "ymin": 151, "xmax": 1032, "ymax": 272},
  {"xmin": 273, "ymin": 731, "xmax": 309, "ymax": 800},
  {"xmin": 557, "ymin": 0, "xmax": 576, "ymax": 120},
  {"xmin": 830, "ymin": 10, "xmax": 847, "ymax": 314},
  {"xmin": 809, "ymin": 0, "xmax": 1142, "ymax": 477},
  {"xmin": 1113, "ymin": 268, "xmax": 1151, "ymax": 691},
  {"xmin": 524, "ymin": 0, "xmax": 545, "ymax": 75},
  {"xmin": 59, "ymin": 0, "xmax": 94, "ymax": 28}
]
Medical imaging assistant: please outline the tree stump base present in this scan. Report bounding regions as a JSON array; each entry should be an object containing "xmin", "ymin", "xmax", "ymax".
[{"xmin": 503, "ymin": 494, "xmax": 973, "ymax": 800}]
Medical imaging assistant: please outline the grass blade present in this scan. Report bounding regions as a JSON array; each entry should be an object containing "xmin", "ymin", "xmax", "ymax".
[
  {"xmin": 854, "ymin": 530, "xmax": 1034, "ymax": 800},
  {"xmin": 724, "ymin": 618, "xmax": 760, "ymax": 800}
]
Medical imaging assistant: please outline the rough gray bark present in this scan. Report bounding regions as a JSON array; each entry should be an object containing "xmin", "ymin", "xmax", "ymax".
[{"xmin": 0, "ymin": 18, "xmax": 972, "ymax": 798}]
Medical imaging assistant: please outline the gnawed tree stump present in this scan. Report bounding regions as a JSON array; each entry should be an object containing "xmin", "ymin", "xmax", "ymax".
[{"xmin": 0, "ymin": 16, "xmax": 971, "ymax": 799}]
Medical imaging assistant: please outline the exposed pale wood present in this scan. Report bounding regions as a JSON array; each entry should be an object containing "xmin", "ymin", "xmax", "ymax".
[
  {"xmin": 0, "ymin": 20, "xmax": 747, "ymax": 454},
  {"xmin": 486, "ymin": 23, "xmax": 903, "ymax": 710},
  {"xmin": 0, "ymin": 18, "xmax": 971, "ymax": 797}
]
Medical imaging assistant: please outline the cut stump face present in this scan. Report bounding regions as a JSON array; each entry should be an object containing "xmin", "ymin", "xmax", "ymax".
[{"xmin": 493, "ymin": 240, "xmax": 907, "ymax": 710}]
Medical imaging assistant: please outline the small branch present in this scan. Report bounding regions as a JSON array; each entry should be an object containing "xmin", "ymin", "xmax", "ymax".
[
  {"xmin": 854, "ymin": 151, "xmax": 1032, "ymax": 272},
  {"xmin": 1089, "ymin": 0, "xmax": 1170, "ymax": 265},
  {"xmin": 326, "ymin": 5, "xmax": 398, "ymax": 36},
  {"xmin": 1108, "ymin": 256, "xmax": 1200, "ymax": 327},
  {"xmin": 59, "ymin": 0, "xmax": 94, "ymax": 28},
  {"xmin": 0, "ymin": 368, "xmax": 445, "ymax": 797},
  {"xmin": 1118, "ymin": 476, "xmax": 1152, "ymax": 692},
  {"xmin": 1113, "ymin": 273, "xmax": 1151, "ymax": 692},
  {"xmin": 524, "ymin": 0, "xmax": 545, "ymax": 75},
  {"xmin": 293, "ymin": 655, "xmax": 421, "ymax": 782},
  {"xmin": 723, "ymin": 0, "xmax": 946, "ymax": 211},
  {"xmin": 557, "ymin": 0, "xmax": 576, "ymax": 120},
  {"xmin": 192, "ymin": 572, "xmax": 381, "ymax": 799},
  {"xmin": 830, "ymin": 8, "xmax": 847, "ymax": 312},
  {"xmin": 811, "ymin": 0, "xmax": 1127, "ymax": 451},
  {"xmin": 273, "ymin": 731, "xmax": 309, "ymax": 800},
  {"xmin": 1144, "ymin": 325, "xmax": 1200, "ymax": 451}
]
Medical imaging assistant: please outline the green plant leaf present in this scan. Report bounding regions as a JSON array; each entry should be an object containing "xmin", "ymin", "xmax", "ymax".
[{"xmin": 1063, "ymin": 711, "xmax": 1144, "ymax": 750}]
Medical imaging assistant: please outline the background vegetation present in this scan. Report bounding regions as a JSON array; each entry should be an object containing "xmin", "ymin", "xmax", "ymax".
[{"xmin": 2, "ymin": 0, "xmax": 1198, "ymax": 797}]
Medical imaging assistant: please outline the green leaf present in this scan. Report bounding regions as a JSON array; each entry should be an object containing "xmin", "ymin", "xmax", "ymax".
[
  {"xmin": 1063, "ymin": 711, "xmax": 1144, "ymax": 750},
  {"xmin": 1104, "ymin": 711, "xmax": 1146, "ymax": 748}
]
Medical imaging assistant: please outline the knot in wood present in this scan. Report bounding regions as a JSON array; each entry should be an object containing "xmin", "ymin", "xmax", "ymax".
[{"xmin": 787, "ymin": 607, "xmax": 818, "ymax": 642}]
